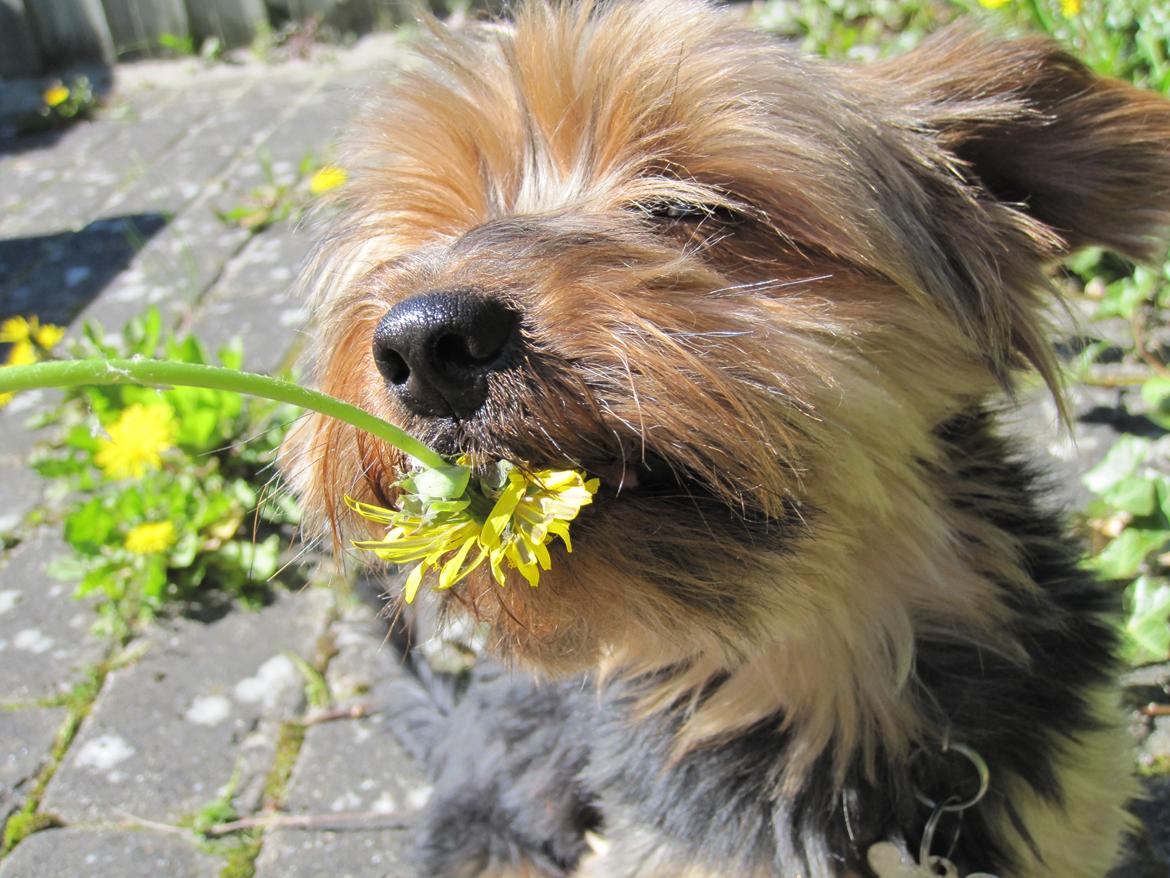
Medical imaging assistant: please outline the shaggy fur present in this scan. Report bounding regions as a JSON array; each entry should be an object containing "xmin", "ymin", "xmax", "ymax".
[{"xmin": 281, "ymin": 2, "xmax": 1170, "ymax": 875}]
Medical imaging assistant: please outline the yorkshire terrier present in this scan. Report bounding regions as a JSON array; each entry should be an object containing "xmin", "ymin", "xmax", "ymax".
[{"xmin": 282, "ymin": 1, "xmax": 1170, "ymax": 875}]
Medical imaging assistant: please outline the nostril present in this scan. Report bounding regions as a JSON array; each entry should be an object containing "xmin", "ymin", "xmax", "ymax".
[
  {"xmin": 434, "ymin": 333, "xmax": 474, "ymax": 370},
  {"xmin": 434, "ymin": 320, "xmax": 512, "ymax": 372},
  {"xmin": 375, "ymin": 345, "xmax": 410, "ymax": 386}
]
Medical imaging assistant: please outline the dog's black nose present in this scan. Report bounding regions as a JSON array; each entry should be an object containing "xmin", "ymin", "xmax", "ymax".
[{"xmin": 372, "ymin": 291, "xmax": 518, "ymax": 419}]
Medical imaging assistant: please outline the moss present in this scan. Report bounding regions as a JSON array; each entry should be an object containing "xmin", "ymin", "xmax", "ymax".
[
  {"xmin": 285, "ymin": 652, "xmax": 330, "ymax": 711},
  {"xmin": 314, "ymin": 628, "xmax": 340, "ymax": 676},
  {"xmin": 1, "ymin": 811, "xmax": 60, "ymax": 854},
  {"xmin": 263, "ymin": 721, "xmax": 306, "ymax": 811},
  {"xmin": 1, "ymin": 656, "xmax": 114, "ymax": 857},
  {"xmin": 218, "ymin": 833, "xmax": 263, "ymax": 878},
  {"xmin": 1137, "ymin": 753, "xmax": 1170, "ymax": 777}
]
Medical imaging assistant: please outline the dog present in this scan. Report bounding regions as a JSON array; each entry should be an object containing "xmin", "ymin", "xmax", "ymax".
[{"xmin": 281, "ymin": 2, "xmax": 1170, "ymax": 875}]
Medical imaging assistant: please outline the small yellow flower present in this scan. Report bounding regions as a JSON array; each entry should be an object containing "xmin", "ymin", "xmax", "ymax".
[
  {"xmin": 125, "ymin": 521, "xmax": 177, "ymax": 555},
  {"xmin": 43, "ymin": 83, "xmax": 70, "ymax": 108},
  {"xmin": 978, "ymin": 0, "xmax": 1010, "ymax": 7},
  {"xmin": 0, "ymin": 316, "xmax": 34, "ymax": 344},
  {"xmin": 94, "ymin": 403, "xmax": 177, "ymax": 479},
  {"xmin": 1, "ymin": 315, "xmax": 66, "ymax": 351},
  {"xmin": 5, "ymin": 341, "xmax": 37, "ymax": 366},
  {"xmin": 0, "ymin": 391, "xmax": 13, "ymax": 409},
  {"xmin": 33, "ymin": 323, "xmax": 66, "ymax": 350},
  {"xmin": 348, "ymin": 461, "xmax": 598, "ymax": 603},
  {"xmin": 308, "ymin": 166, "xmax": 347, "ymax": 196},
  {"xmin": 1061, "ymin": 0, "xmax": 1080, "ymax": 15}
]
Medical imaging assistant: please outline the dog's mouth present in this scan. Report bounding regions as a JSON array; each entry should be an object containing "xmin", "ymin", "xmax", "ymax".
[
  {"xmin": 574, "ymin": 452, "xmax": 785, "ymax": 539},
  {"xmin": 407, "ymin": 424, "xmax": 787, "ymax": 538},
  {"xmin": 586, "ymin": 454, "xmax": 680, "ymax": 496}
]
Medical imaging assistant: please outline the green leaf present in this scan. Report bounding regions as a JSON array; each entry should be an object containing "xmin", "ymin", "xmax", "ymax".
[
  {"xmin": 1124, "ymin": 575, "xmax": 1170, "ymax": 664},
  {"xmin": 215, "ymin": 534, "xmax": 281, "ymax": 584},
  {"xmin": 45, "ymin": 555, "xmax": 88, "ymax": 581},
  {"xmin": 217, "ymin": 340, "xmax": 244, "ymax": 371},
  {"xmin": 1095, "ymin": 274, "xmax": 1152, "ymax": 320},
  {"xmin": 76, "ymin": 565, "xmax": 117, "ymax": 599},
  {"xmin": 170, "ymin": 531, "xmax": 199, "ymax": 567},
  {"xmin": 1100, "ymin": 476, "xmax": 1157, "ymax": 517},
  {"xmin": 64, "ymin": 499, "xmax": 116, "ymax": 553},
  {"xmin": 140, "ymin": 559, "xmax": 168, "ymax": 602},
  {"xmin": 1063, "ymin": 246, "xmax": 1105, "ymax": 278},
  {"xmin": 1083, "ymin": 435, "xmax": 1149, "ymax": 495},
  {"xmin": 1092, "ymin": 528, "xmax": 1169, "ymax": 580},
  {"xmin": 1157, "ymin": 478, "xmax": 1170, "ymax": 525},
  {"xmin": 1143, "ymin": 376, "xmax": 1170, "ymax": 430},
  {"xmin": 1140, "ymin": 376, "xmax": 1170, "ymax": 409}
]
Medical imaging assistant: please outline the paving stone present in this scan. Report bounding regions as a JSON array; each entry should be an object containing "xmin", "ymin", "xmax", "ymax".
[
  {"xmin": 78, "ymin": 207, "xmax": 251, "ymax": 331},
  {"xmin": 0, "ymin": 531, "xmax": 106, "ymax": 703},
  {"xmin": 0, "ymin": 462, "xmax": 42, "ymax": 537},
  {"xmin": 5, "ymin": 81, "xmax": 255, "ymax": 238},
  {"xmin": 41, "ymin": 586, "xmax": 334, "ymax": 824},
  {"xmin": 0, "ymin": 827, "xmax": 220, "ymax": 878},
  {"xmin": 252, "ymin": 713, "xmax": 425, "ymax": 878},
  {"xmin": 325, "ymin": 584, "xmax": 405, "ymax": 704},
  {"xmin": 254, "ymin": 821, "xmax": 416, "ymax": 878},
  {"xmin": 80, "ymin": 73, "xmax": 337, "ymax": 333},
  {"xmin": 0, "ymin": 390, "xmax": 59, "ymax": 461},
  {"xmin": 191, "ymin": 223, "xmax": 314, "ymax": 372},
  {"xmin": 101, "ymin": 81, "xmax": 269, "ymax": 220},
  {"xmin": 1135, "ymin": 776, "xmax": 1170, "ymax": 863},
  {"xmin": 0, "ymin": 708, "xmax": 67, "ymax": 826},
  {"xmin": 250, "ymin": 574, "xmax": 424, "ymax": 877},
  {"xmin": 0, "ymin": 116, "xmax": 130, "ymax": 225}
]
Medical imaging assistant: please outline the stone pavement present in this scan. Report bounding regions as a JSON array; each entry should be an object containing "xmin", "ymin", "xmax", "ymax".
[
  {"xmin": 0, "ymin": 27, "xmax": 1168, "ymax": 878},
  {"xmin": 0, "ymin": 36, "xmax": 429, "ymax": 878}
]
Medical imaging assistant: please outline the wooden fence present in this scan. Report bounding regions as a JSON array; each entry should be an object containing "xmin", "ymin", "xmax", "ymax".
[{"xmin": 1, "ymin": 0, "xmax": 476, "ymax": 77}]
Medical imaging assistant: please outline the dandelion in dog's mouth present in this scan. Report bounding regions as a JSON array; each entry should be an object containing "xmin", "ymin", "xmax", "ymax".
[{"xmin": 347, "ymin": 458, "xmax": 599, "ymax": 603}]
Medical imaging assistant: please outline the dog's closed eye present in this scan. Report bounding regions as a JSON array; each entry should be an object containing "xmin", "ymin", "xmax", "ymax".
[{"xmin": 634, "ymin": 200, "xmax": 744, "ymax": 225}]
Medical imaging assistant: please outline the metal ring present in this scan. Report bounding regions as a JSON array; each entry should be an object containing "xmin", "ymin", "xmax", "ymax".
[{"xmin": 911, "ymin": 741, "xmax": 991, "ymax": 814}]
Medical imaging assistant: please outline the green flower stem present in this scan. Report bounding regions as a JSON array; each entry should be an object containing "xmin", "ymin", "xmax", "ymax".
[{"xmin": 0, "ymin": 358, "xmax": 447, "ymax": 470}]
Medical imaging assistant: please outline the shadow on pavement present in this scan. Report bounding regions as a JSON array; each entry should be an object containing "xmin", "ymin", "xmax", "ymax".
[{"xmin": 0, "ymin": 213, "xmax": 168, "ymax": 333}]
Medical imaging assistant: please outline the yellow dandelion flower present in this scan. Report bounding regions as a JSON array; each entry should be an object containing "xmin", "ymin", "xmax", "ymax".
[
  {"xmin": 347, "ymin": 460, "xmax": 598, "ymax": 604},
  {"xmin": 43, "ymin": 83, "xmax": 70, "ymax": 108},
  {"xmin": 308, "ymin": 166, "xmax": 347, "ymax": 196},
  {"xmin": 1061, "ymin": 0, "xmax": 1080, "ymax": 14},
  {"xmin": 33, "ymin": 323, "xmax": 66, "ymax": 350},
  {"xmin": 94, "ymin": 403, "xmax": 176, "ymax": 479},
  {"xmin": 0, "ymin": 316, "xmax": 34, "ymax": 344},
  {"xmin": 125, "ymin": 521, "xmax": 177, "ymax": 555},
  {"xmin": 1, "ymin": 315, "xmax": 66, "ymax": 351},
  {"xmin": 5, "ymin": 341, "xmax": 37, "ymax": 366}
]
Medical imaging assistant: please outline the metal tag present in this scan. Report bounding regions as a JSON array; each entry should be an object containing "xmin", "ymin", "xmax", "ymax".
[
  {"xmin": 867, "ymin": 842, "xmax": 929, "ymax": 878},
  {"xmin": 867, "ymin": 843, "xmax": 998, "ymax": 878}
]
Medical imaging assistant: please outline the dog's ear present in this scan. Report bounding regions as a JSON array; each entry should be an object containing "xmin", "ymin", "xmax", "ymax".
[{"xmin": 873, "ymin": 26, "xmax": 1170, "ymax": 261}]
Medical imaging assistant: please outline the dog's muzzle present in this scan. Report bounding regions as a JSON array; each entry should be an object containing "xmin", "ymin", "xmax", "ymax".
[{"xmin": 372, "ymin": 290, "xmax": 519, "ymax": 419}]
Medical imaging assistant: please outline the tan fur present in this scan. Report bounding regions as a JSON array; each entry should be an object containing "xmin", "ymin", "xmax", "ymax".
[
  {"xmin": 280, "ymin": 2, "xmax": 1170, "ymax": 874},
  {"xmin": 995, "ymin": 687, "xmax": 1140, "ymax": 878}
]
